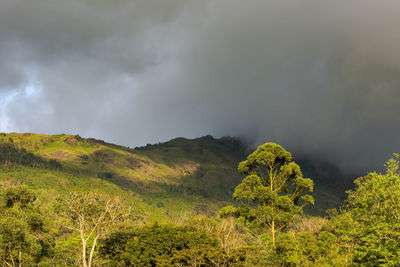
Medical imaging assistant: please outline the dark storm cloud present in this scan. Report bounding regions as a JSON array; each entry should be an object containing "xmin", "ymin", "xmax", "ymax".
[{"xmin": 1, "ymin": 0, "xmax": 400, "ymax": 171}]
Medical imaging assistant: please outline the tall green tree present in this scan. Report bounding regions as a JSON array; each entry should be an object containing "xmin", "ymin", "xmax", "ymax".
[
  {"xmin": 324, "ymin": 154, "xmax": 400, "ymax": 265},
  {"xmin": 220, "ymin": 143, "xmax": 314, "ymax": 245}
]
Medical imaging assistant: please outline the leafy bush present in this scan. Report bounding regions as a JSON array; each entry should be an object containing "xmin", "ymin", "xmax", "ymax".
[{"xmin": 99, "ymin": 223, "xmax": 245, "ymax": 266}]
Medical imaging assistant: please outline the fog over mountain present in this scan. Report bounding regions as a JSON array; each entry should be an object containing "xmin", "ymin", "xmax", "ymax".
[{"xmin": 1, "ymin": 0, "xmax": 400, "ymax": 172}]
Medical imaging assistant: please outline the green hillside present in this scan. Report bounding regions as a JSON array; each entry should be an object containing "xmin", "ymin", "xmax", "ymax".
[
  {"xmin": 0, "ymin": 133, "xmax": 247, "ymax": 222},
  {"xmin": 0, "ymin": 132, "xmax": 345, "ymax": 220}
]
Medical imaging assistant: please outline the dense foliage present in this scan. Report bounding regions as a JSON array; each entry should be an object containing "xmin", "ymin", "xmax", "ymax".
[
  {"xmin": 1, "ymin": 134, "xmax": 400, "ymax": 266},
  {"xmin": 322, "ymin": 154, "xmax": 400, "ymax": 265},
  {"xmin": 100, "ymin": 224, "xmax": 245, "ymax": 266},
  {"xmin": 0, "ymin": 186, "xmax": 54, "ymax": 266},
  {"xmin": 220, "ymin": 143, "xmax": 314, "ymax": 245}
]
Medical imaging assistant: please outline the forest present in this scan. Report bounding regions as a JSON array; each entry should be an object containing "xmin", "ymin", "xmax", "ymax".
[{"xmin": 0, "ymin": 134, "xmax": 399, "ymax": 266}]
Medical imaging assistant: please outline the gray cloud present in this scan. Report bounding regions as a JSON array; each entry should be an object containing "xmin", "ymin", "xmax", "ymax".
[{"xmin": 1, "ymin": 0, "xmax": 400, "ymax": 171}]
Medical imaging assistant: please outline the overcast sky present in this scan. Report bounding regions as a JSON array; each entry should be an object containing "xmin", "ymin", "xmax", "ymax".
[{"xmin": 1, "ymin": 0, "xmax": 400, "ymax": 171}]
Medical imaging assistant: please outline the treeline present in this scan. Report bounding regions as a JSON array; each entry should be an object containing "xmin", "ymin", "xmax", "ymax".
[{"xmin": 0, "ymin": 143, "xmax": 61, "ymax": 170}]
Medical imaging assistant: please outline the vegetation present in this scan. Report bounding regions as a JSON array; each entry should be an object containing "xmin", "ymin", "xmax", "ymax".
[
  {"xmin": 0, "ymin": 185, "xmax": 54, "ymax": 266},
  {"xmin": 322, "ymin": 154, "xmax": 400, "ymax": 265},
  {"xmin": 99, "ymin": 223, "xmax": 245, "ymax": 266},
  {"xmin": 57, "ymin": 192, "xmax": 131, "ymax": 267},
  {"xmin": 1, "ymin": 132, "xmax": 399, "ymax": 265},
  {"xmin": 220, "ymin": 143, "xmax": 314, "ymax": 245}
]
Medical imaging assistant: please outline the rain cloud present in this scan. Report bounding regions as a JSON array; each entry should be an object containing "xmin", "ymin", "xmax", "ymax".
[{"xmin": 1, "ymin": 0, "xmax": 400, "ymax": 171}]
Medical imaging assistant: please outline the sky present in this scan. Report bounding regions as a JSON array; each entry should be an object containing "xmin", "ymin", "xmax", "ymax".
[{"xmin": 1, "ymin": 0, "xmax": 400, "ymax": 171}]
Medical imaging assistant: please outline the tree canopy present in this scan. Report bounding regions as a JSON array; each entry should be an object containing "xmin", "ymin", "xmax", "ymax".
[
  {"xmin": 220, "ymin": 142, "xmax": 314, "ymax": 245},
  {"xmin": 323, "ymin": 154, "xmax": 400, "ymax": 265}
]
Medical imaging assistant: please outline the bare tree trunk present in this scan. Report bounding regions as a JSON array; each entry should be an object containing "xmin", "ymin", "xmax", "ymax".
[
  {"xmin": 8, "ymin": 244, "xmax": 15, "ymax": 267},
  {"xmin": 271, "ymin": 220, "xmax": 275, "ymax": 246},
  {"xmin": 80, "ymin": 229, "xmax": 88, "ymax": 267},
  {"xmin": 88, "ymin": 235, "xmax": 99, "ymax": 267},
  {"xmin": 18, "ymin": 249, "xmax": 21, "ymax": 267}
]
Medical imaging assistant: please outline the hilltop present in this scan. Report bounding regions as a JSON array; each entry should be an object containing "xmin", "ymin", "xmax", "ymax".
[{"xmin": 0, "ymin": 132, "xmax": 347, "ymax": 219}]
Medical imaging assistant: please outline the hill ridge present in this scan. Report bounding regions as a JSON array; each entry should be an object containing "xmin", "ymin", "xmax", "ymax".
[{"xmin": 0, "ymin": 132, "xmax": 345, "ymax": 217}]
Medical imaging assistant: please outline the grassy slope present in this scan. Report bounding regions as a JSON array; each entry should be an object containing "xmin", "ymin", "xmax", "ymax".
[
  {"xmin": 0, "ymin": 133, "xmax": 346, "ymax": 219},
  {"xmin": 0, "ymin": 133, "xmax": 245, "ymax": 222}
]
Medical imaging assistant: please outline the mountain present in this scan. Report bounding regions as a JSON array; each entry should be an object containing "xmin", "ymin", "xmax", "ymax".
[{"xmin": 0, "ymin": 132, "xmax": 348, "ymax": 219}]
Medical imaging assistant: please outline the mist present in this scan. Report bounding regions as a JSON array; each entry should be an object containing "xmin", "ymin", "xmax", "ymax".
[{"xmin": 1, "ymin": 0, "xmax": 400, "ymax": 171}]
